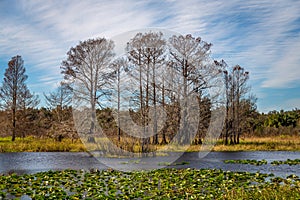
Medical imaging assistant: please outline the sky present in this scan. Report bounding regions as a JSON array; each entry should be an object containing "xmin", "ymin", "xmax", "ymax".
[{"xmin": 0, "ymin": 0, "xmax": 299, "ymax": 113}]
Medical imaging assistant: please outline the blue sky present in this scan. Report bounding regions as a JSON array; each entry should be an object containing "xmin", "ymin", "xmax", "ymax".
[{"xmin": 0, "ymin": 0, "xmax": 299, "ymax": 113}]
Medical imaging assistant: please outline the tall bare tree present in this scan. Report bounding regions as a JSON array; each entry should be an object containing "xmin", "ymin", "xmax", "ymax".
[
  {"xmin": 110, "ymin": 58, "xmax": 128, "ymax": 142},
  {"xmin": 126, "ymin": 32, "xmax": 166, "ymax": 151},
  {"xmin": 126, "ymin": 32, "xmax": 148, "ymax": 151},
  {"xmin": 215, "ymin": 60, "xmax": 230, "ymax": 145},
  {"xmin": 230, "ymin": 65, "xmax": 249, "ymax": 144},
  {"xmin": 0, "ymin": 55, "xmax": 36, "ymax": 141},
  {"xmin": 61, "ymin": 38, "xmax": 115, "ymax": 143},
  {"xmin": 168, "ymin": 34, "xmax": 213, "ymax": 144}
]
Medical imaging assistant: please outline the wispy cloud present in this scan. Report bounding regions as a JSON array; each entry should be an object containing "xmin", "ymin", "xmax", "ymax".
[{"xmin": 0, "ymin": 0, "xmax": 299, "ymax": 111}]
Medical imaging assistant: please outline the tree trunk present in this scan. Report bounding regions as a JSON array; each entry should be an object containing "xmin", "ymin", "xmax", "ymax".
[
  {"xmin": 161, "ymin": 80, "xmax": 167, "ymax": 145},
  {"xmin": 181, "ymin": 59, "xmax": 188, "ymax": 144},
  {"xmin": 117, "ymin": 67, "xmax": 121, "ymax": 142},
  {"xmin": 12, "ymin": 107, "xmax": 16, "ymax": 141},
  {"xmin": 12, "ymin": 85, "xmax": 17, "ymax": 141},
  {"xmin": 152, "ymin": 60, "xmax": 158, "ymax": 145},
  {"xmin": 88, "ymin": 96, "xmax": 96, "ymax": 143}
]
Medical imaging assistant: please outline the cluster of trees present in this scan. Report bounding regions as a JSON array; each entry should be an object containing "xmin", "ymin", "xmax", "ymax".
[
  {"xmin": 215, "ymin": 60, "xmax": 254, "ymax": 144},
  {"xmin": 0, "ymin": 56, "xmax": 76, "ymax": 141},
  {"xmin": 1, "ymin": 31, "xmax": 298, "ymax": 151},
  {"xmin": 60, "ymin": 31, "xmax": 253, "ymax": 152}
]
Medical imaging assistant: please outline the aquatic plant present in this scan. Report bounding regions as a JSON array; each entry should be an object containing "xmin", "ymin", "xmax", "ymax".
[
  {"xmin": 271, "ymin": 158, "xmax": 300, "ymax": 166},
  {"xmin": 224, "ymin": 158, "xmax": 300, "ymax": 166},
  {"xmin": 0, "ymin": 168, "xmax": 299, "ymax": 199},
  {"xmin": 224, "ymin": 159, "xmax": 268, "ymax": 166}
]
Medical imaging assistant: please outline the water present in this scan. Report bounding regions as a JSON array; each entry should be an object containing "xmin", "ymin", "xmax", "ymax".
[{"xmin": 0, "ymin": 151, "xmax": 299, "ymax": 177}]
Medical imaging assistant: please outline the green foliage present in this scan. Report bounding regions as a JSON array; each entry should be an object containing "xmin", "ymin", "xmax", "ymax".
[{"xmin": 264, "ymin": 109, "xmax": 300, "ymax": 128}]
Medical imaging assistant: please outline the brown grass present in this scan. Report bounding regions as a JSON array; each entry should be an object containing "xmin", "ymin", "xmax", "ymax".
[{"xmin": 212, "ymin": 135, "xmax": 300, "ymax": 151}]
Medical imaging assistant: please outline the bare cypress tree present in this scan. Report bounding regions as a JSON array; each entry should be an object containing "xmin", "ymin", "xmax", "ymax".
[
  {"xmin": 216, "ymin": 60, "xmax": 250, "ymax": 145},
  {"xmin": 0, "ymin": 55, "xmax": 34, "ymax": 141},
  {"xmin": 61, "ymin": 38, "xmax": 115, "ymax": 143},
  {"xmin": 126, "ymin": 32, "xmax": 166, "ymax": 151},
  {"xmin": 110, "ymin": 58, "xmax": 128, "ymax": 142},
  {"xmin": 231, "ymin": 65, "xmax": 249, "ymax": 144},
  {"xmin": 215, "ymin": 60, "xmax": 230, "ymax": 145},
  {"xmin": 168, "ymin": 34, "xmax": 213, "ymax": 144},
  {"xmin": 126, "ymin": 33, "xmax": 148, "ymax": 151}
]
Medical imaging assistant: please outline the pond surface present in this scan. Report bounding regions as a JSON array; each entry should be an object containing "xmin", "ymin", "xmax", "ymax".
[{"xmin": 0, "ymin": 151, "xmax": 299, "ymax": 177}]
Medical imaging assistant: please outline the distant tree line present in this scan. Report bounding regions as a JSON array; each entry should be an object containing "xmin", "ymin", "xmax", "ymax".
[
  {"xmin": 250, "ymin": 109, "xmax": 300, "ymax": 136},
  {"xmin": 0, "ymin": 32, "xmax": 299, "ymax": 151}
]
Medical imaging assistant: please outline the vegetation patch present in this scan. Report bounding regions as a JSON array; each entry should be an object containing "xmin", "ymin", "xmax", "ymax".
[
  {"xmin": 0, "ymin": 168, "xmax": 299, "ymax": 199},
  {"xmin": 224, "ymin": 158, "xmax": 300, "ymax": 166},
  {"xmin": 224, "ymin": 159, "xmax": 268, "ymax": 166},
  {"xmin": 271, "ymin": 158, "xmax": 300, "ymax": 166}
]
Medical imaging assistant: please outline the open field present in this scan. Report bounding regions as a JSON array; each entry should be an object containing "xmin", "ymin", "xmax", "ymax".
[{"xmin": 0, "ymin": 135, "xmax": 300, "ymax": 152}]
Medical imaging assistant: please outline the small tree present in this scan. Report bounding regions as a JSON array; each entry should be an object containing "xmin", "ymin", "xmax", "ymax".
[
  {"xmin": 18, "ymin": 85, "xmax": 40, "ymax": 138},
  {"xmin": 0, "ymin": 55, "xmax": 36, "ymax": 141},
  {"xmin": 44, "ymin": 83, "xmax": 72, "ymax": 122}
]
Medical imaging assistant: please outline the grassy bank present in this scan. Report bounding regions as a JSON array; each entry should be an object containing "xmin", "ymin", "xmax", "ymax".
[
  {"xmin": 0, "ymin": 135, "xmax": 300, "ymax": 152},
  {"xmin": 0, "ymin": 168, "xmax": 299, "ymax": 199},
  {"xmin": 212, "ymin": 135, "xmax": 300, "ymax": 151},
  {"xmin": 0, "ymin": 136, "xmax": 86, "ymax": 152}
]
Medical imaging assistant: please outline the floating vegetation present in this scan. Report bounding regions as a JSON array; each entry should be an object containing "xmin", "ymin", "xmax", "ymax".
[
  {"xmin": 158, "ymin": 161, "xmax": 190, "ymax": 166},
  {"xmin": 271, "ymin": 159, "xmax": 300, "ymax": 166},
  {"xmin": 0, "ymin": 168, "xmax": 299, "ymax": 199},
  {"xmin": 224, "ymin": 158, "xmax": 300, "ymax": 166},
  {"xmin": 224, "ymin": 159, "xmax": 268, "ymax": 166}
]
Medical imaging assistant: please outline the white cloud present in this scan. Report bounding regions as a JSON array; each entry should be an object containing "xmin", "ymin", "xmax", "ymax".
[
  {"xmin": 0, "ymin": 0, "xmax": 158, "ymax": 89},
  {"xmin": 146, "ymin": 0, "xmax": 300, "ymax": 89}
]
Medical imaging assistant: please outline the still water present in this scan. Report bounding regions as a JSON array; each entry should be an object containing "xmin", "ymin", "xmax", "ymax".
[{"xmin": 0, "ymin": 151, "xmax": 299, "ymax": 177}]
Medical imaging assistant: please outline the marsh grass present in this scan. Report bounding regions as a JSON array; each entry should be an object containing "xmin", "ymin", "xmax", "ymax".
[
  {"xmin": 212, "ymin": 135, "xmax": 300, "ymax": 151},
  {"xmin": 0, "ymin": 135, "xmax": 300, "ymax": 152},
  {"xmin": 0, "ymin": 136, "xmax": 86, "ymax": 152}
]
